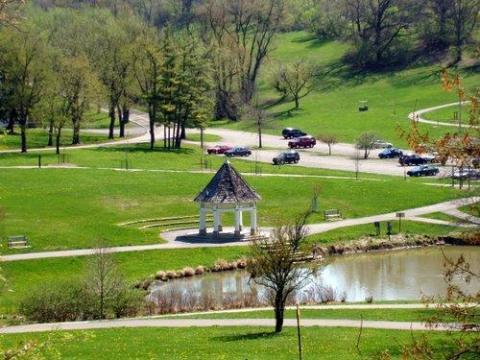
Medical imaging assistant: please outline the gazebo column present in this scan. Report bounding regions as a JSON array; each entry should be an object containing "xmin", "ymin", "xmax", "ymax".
[
  {"xmin": 213, "ymin": 207, "xmax": 220, "ymax": 237},
  {"xmin": 250, "ymin": 206, "xmax": 257, "ymax": 235},
  {"xmin": 239, "ymin": 210, "xmax": 243, "ymax": 231},
  {"xmin": 199, "ymin": 206, "xmax": 207, "ymax": 236},
  {"xmin": 234, "ymin": 208, "xmax": 241, "ymax": 237}
]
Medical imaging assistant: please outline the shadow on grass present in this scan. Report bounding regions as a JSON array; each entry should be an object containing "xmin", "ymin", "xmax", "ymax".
[
  {"xmin": 94, "ymin": 144, "xmax": 196, "ymax": 155},
  {"xmin": 213, "ymin": 331, "xmax": 279, "ymax": 342}
]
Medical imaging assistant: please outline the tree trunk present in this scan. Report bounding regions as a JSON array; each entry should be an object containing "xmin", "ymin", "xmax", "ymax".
[
  {"xmin": 181, "ymin": 123, "xmax": 186, "ymax": 140},
  {"xmin": 72, "ymin": 116, "xmax": 81, "ymax": 145},
  {"xmin": 364, "ymin": 148, "xmax": 368, "ymax": 159},
  {"xmin": 20, "ymin": 122, "xmax": 27, "ymax": 153},
  {"xmin": 214, "ymin": 89, "xmax": 238, "ymax": 121},
  {"xmin": 55, "ymin": 127, "xmax": 62, "ymax": 155},
  {"xmin": 328, "ymin": 144, "xmax": 331, "ymax": 155},
  {"xmin": 258, "ymin": 124, "xmax": 262, "ymax": 148},
  {"xmin": 108, "ymin": 104, "xmax": 116, "ymax": 139},
  {"xmin": 274, "ymin": 295, "xmax": 285, "ymax": 333},
  {"xmin": 148, "ymin": 104, "xmax": 155, "ymax": 150},
  {"xmin": 119, "ymin": 106, "xmax": 129, "ymax": 138},
  {"xmin": 294, "ymin": 95, "xmax": 299, "ymax": 110},
  {"xmin": 47, "ymin": 120, "xmax": 54, "ymax": 147},
  {"xmin": 7, "ymin": 110, "xmax": 16, "ymax": 134}
]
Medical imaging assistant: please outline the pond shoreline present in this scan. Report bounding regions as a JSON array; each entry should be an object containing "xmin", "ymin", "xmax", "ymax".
[{"xmin": 138, "ymin": 232, "xmax": 480, "ymax": 291}]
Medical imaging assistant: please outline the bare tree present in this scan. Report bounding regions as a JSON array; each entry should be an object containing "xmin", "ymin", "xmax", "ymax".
[
  {"xmin": 318, "ymin": 134, "xmax": 338, "ymax": 155},
  {"xmin": 247, "ymin": 211, "xmax": 314, "ymax": 333},
  {"xmin": 84, "ymin": 246, "xmax": 124, "ymax": 320},
  {"xmin": 343, "ymin": 0, "xmax": 412, "ymax": 66},
  {"xmin": 244, "ymin": 104, "xmax": 268, "ymax": 148},
  {"xmin": 451, "ymin": 0, "xmax": 480, "ymax": 63}
]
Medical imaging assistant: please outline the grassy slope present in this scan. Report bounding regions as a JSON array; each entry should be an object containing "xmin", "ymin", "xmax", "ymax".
[
  {"xmin": 0, "ymin": 327, "xmax": 459, "ymax": 359},
  {"xmin": 219, "ymin": 32, "xmax": 480, "ymax": 146}
]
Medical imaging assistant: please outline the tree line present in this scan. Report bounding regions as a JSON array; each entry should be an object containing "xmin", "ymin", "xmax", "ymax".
[{"xmin": 0, "ymin": 3, "xmax": 213, "ymax": 152}]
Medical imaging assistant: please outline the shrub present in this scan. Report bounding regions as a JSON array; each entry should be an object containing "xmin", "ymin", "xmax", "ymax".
[
  {"xmin": 166, "ymin": 270, "xmax": 176, "ymax": 279},
  {"xmin": 155, "ymin": 271, "xmax": 167, "ymax": 281},
  {"xmin": 183, "ymin": 267, "xmax": 195, "ymax": 277},
  {"xmin": 20, "ymin": 280, "xmax": 86, "ymax": 323},
  {"xmin": 194, "ymin": 266, "xmax": 205, "ymax": 275}
]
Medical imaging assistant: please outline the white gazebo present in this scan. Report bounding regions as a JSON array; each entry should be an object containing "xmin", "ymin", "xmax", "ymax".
[{"xmin": 194, "ymin": 161, "xmax": 261, "ymax": 237}]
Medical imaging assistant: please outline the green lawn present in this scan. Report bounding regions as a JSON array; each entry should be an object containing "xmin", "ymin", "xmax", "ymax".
[
  {"xmin": 306, "ymin": 221, "xmax": 463, "ymax": 245},
  {"xmin": 185, "ymin": 133, "xmax": 222, "ymax": 143},
  {"xmin": 422, "ymin": 103, "xmax": 472, "ymax": 123},
  {"xmin": 82, "ymin": 111, "xmax": 111, "ymax": 129},
  {"xmin": 0, "ymin": 129, "xmax": 108, "ymax": 151},
  {"xmin": 215, "ymin": 31, "xmax": 480, "ymax": 147},
  {"xmin": 169, "ymin": 308, "xmax": 443, "ymax": 322},
  {"xmin": 420, "ymin": 212, "xmax": 461, "ymax": 223},
  {"xmin": 0, "ymin": 327, "xmax": 462, "ymax": 359},
  {"xmin": 0, "ymin": 163, "xmax": 461, "ymax": 253}
]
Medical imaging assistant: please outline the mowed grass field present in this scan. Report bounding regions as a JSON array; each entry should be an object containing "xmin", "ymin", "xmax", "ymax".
[
  {"xmin": 0, "ymin": 327, "xmax": 463, "ymax": 359},
  {"xmin": 0, "ymin": 156, "xmax": 461, "ymax": 252},
  {"xmin": 218, "ymin": 32, "xmax": 480, "ymax": 146}
]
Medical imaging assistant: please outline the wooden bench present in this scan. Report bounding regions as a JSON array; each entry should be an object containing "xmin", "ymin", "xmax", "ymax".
[
  {"xmin": 7, "ymin": 235, "xmax": 29, "ymax": 248},
  {"xmin": 324, "ymin": 209, "xmax": 342, "ymax": 221}
]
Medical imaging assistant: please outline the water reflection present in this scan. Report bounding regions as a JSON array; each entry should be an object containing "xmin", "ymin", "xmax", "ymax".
[{"xmin": 149, "ymin": 247, "xmax": 480, "ymax": 304}]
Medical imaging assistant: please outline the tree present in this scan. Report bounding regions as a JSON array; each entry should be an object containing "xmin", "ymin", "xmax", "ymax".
[
  {"xmin": 247, "ymin": 211, "xmax": 314, "ymax": 333},
  {"xmin": 197, "ymin": 0, "xmax": 285, "ymax": 119},
  {"xmin": 356, "ymin": 132, "xmax": 376, "ymax": 159},
  {"xmin": 133, "ymin": 29, "xmax": 162, "ymax": 149},
  {"xmin": 0, "ymin": 23, "xmax": 49, "ymax": 152},
  {"xmin": 344, "ymin": 0, "xmax": 413, "ymax": 67},
  {"xmin": 274, "ymin": 61, "xmax": 316, "ymax": 109},
  {"xmin": 0, "ymin": 0, "xmax": 23, "ymax": 26},
  {"xmin": 58, "ymin": 55, "xmax": 100, "ymax": 145},
  {"xmin": 243, "ymin": 104, "xmax": 268, "ymax": 148},
  {"xmin": 421, "ymin": 0, "xmax": 454, "ymax": 50},
  {"xmin": 83, "ymin": 247, "xmax": 124, "ymax": 320},
  {"xmin": 450, "ymin": 0, "xmax": 480, "ymax": 63},
  {"xmin": 318, "ymin": 134, "xmax": 337, "ymax": 155}
]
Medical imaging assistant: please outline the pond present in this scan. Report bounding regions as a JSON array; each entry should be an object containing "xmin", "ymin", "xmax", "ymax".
[{"xmin": 148, "ymin": 246, "xmax": 480, "ymax": 306}]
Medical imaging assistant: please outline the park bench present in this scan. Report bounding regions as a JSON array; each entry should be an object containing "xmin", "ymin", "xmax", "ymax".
[
  {"xmin": 7, "ymin": 235, "xmax": 29, "ymax": 248},
  {"xmin": 324, "ymin": 209, "xmax": 342, "ymax": 221}
]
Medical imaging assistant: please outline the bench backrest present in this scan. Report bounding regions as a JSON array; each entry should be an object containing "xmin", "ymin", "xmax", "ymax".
[
  {"xmin": 324, "ymin": 209, "xmax": 340, "ymax": 215},
  {"xmin": 8, "ymin": 235, "xmax": 27, "ymax": 242}
]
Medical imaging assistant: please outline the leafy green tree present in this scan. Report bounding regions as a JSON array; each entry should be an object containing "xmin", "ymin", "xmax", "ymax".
[
  {"xmin": 273, "ymin": 60, "xmax": 316, "ymax": 109},
  {"xmin": 133, "ymin": 28, "xmax": 162, "ymax": 149},
  {"xmin": 356, "ymin": 131, "xmax": 377, "ymax": 159},
  {"xmin": 0, "ymin": 22, "xmax": 49, "ymax": 152},
  {"xmin": 58, "ymin": 55, "xmax": 101, "ymax": 145}
]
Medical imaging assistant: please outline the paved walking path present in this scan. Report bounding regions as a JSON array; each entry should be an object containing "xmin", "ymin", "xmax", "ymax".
[
  {"xmin": 0, "ymin": 317, "xmax": 455, "ymax": 334},
  {"xmin": 2, "ymin": 197, "xmax": 478, "ymax": 263},
  {"xmin": 408, "ymin": 101, "xmax": 476, "ymax": 128}
]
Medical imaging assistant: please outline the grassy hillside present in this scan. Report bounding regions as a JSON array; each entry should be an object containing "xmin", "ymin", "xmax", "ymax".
[{"xmin": 220, "ymin": 32, "xmax": 480, "ymax": 146}]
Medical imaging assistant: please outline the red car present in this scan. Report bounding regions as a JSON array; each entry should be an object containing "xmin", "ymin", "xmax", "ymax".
[
  {"xmin": 207, "ymin": 145, "xmax": 233, "ymax": 155},
  {"xmin": 288, "ymin": 136, "xmax": 316, "ymax": 149}
]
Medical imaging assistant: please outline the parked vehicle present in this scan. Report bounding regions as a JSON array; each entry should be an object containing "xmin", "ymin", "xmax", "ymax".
[
  {"xmin": 288, "ymin": 135, "xmax": 316, "ymax": 149},
  {"xmin": 453, "ymin": 168, "xmax": 480, "ymax": 179},
  {"xmin": 282, "ymin": 128, "xmax": 306, "ymax": 139},
  {"xmin": 399, "ymin": 154, "xmax": 430, "ymax": 166},
  {"xmin": 272, "ymin": 150, "xmax": 300, "ymax": 165},
  {"xmin": 207, "ymin": 145, "xmax": 233, "ymax": 155},
  {"xmin": 378, "ymin": 148, "xmax": 403, "ymax": 159},
  {"xmin": 372, "ymin": 140, "xmax": 393, "ymax": 149},
  {"xmin": 224, "ymin": 147, "xmax": 252, "ymax": 157},
  {"xmin": 407, "ymin": 165, "xmax": 439, "ymax": 177}
]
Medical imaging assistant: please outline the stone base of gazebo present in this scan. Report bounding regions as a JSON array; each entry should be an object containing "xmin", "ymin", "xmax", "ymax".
[{"xmin": 170, "ymin": 227, "xmax": 268, "ymax": 245}]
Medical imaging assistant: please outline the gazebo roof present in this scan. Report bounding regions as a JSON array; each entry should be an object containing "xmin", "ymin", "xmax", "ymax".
[{"xmin": 194, "ymin": 161, "xmax": 261, "ymax": 204}]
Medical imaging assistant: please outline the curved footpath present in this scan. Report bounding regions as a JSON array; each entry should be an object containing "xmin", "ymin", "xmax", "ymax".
[
  {"xmin": 408, "ymin": 101, "xmax": 476, "ymax": 128},
  {"xmin": 2, "ymin": 197, "xmax": 478, "ymax": 262}
]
